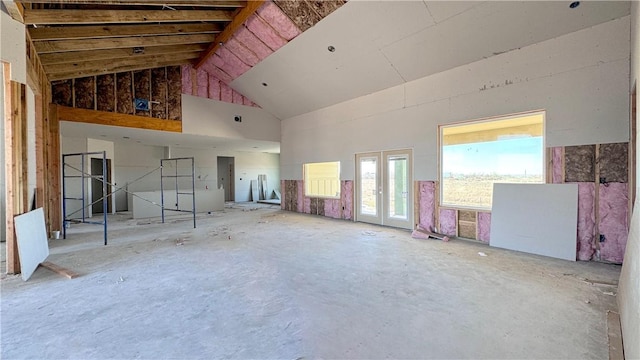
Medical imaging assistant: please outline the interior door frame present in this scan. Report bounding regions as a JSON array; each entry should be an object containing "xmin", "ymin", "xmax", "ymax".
[{"xmin": 355, "ymin": 148, "xmax": 413, "ymax": 229}]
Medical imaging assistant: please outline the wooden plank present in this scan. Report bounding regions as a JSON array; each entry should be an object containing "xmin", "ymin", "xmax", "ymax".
[
  {"xmin": 40, "ymin": 44, "xmax": 207, "ymax": 65},
  {"xmin": 49, "ymin": 58, "xmax": 197, "ymax": 80},
  {"xmin": 35, "ymin": 94, "xmax": 45, "ymax": 209},
  {"xmin": 24, "ymin": 9, "xmax": 234, "ymax": 25},
  {"xmin": 40, "ymin": 261, "xmax": 80, "ymax": 279},
  {"xmin": 606, "ymin": 311, "xmax": 624, "ymax": 360},
  {"xmin": 47, "ymin": 103, "xmax": 62, "ymax": 233},
  {"xmin": 17, "ymin": 0, "xmax": 246, "ymax": 6},
  {"xmin": 56, "ymin": 105, "xmax": 182, "ymax": 132},
  {"xmin": 4, "ymin": 63, "xmax": 21, "ymax": 274},
  {"xmin": 29, "ymin": 23, "xmax": 222, "ymax": 41},
  {"xmin": 35, "ymin": 33, "xmax": 215, "ymax": 53},
  {"xmin": 45, "ymin": 52, "xmax": 200, "ymax": 75},
  {"xmin": 195, "ymin": 0, "xmax": 265, "ymax": 68}
]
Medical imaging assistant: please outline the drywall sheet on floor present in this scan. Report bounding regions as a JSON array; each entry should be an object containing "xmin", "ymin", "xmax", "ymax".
[
  {"xmin": 14, "ymin": 208, "xmax": 50, "ymax": 281},
  {"xmin": 490, "ymin": 184, "xmax": 578, "ymax": 261}
]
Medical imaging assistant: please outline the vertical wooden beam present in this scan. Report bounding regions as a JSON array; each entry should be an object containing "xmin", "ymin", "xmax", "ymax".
[
  {"xmin": 35, "ymin": 94, "xmax": 45, "ymax": 209},
  {"xmin": 48, "ymin": 103, "xmax": 62, "ymax": 232}
]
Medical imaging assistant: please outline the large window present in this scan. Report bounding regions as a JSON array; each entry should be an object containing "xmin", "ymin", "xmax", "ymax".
[
  {"xmin": 440, "ymin": 112, "xmax": 545, "ymax": 209},
  {"xmin": 304, "ymin": 161, "xmax": 340, "ymax": 198}
]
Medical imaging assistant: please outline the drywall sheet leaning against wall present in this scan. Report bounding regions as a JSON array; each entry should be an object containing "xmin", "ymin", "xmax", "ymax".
[
  {"xmin": 14, "ymin": 208, "xmax": 50, "ymax": 281},
  {"xmin": 490, "ymin": 184, "xmax": 578, "ymax": 261}
]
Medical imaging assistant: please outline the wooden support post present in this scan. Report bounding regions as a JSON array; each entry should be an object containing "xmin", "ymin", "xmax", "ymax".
[{"xmin": 48, "ymin": 103, "xmax": 62, "ymax": 232}]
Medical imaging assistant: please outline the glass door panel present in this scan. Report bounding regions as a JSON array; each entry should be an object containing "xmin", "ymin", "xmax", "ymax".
[{"xmin": 356, "ymin": 153, "xmax": 382, "ymax": 225}]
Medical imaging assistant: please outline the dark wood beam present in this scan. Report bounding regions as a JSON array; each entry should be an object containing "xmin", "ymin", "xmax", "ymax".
[
  {"xmin": 29, "ymin": 23, "xmax": 222, "ymax": 41},
  {"xmin": 24, "ymin": 9, "xmax": 234, "ymax": 24},
  {"xmin": 194, "ymin": 0, "xmax": 265, "ymax": 68},
  {"xmin": 40, "ymin": 43, "xmax": 207, "ymax": 64},
  {"xmin": 57, "ymin": 105, "xmax": 182, "ymax": 132},
  {"xmin": 35, "ymin": 33, "xmax": 215, "ymax": 53}
]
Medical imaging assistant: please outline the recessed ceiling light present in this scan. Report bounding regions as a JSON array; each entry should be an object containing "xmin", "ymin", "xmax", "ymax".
[
  {"xmin": 328, "ymin": 45, "xmax": 336, "ymax": 52},
  {"xmin": 123, "ymin": 136, "xmax": 130, "ymax": 139},
  {"xmin": 262, "ymin": 82, "xmax": 268, "ymax": 87},
  {"xmin": 569, "ymin": 1, "xmax": 580, "ymax": 9}
]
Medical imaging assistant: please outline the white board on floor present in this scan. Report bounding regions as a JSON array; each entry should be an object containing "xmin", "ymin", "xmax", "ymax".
[
  {"xmin": 14, "ymin": 208, "xmax": 50, "ymax": 280},
  {"xmin": 250, "ymin": 180, "xmax": 259, "ymax": 202},
  {"xmin": 490, "ymin": 183, "xmax": 578, "ymax": 261}
]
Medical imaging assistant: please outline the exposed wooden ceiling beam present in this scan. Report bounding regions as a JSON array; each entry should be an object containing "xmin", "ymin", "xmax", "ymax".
[
  {"xmin": 35, "ymin": 33, "xmax": 215, "ymax": 53},
  {"xmin": 29, "ymin": 23, "xmax": 222, "ymax": 41},
  {"xmin": 194, "ymin": 0, "xmax": 264, "ymax": 68},
  {"xmin": 40, "ymin": 43, "xmax": 207, "ymax": 64},
  {"xmin": 45, "ymin": 51, "xmax": 199, "ymax": 74},
  {"xmin": 16, "ymin": 0, "xmax": 246, "ymax": 7},
  {"xmin": 49, "ymin": 57, "xmax": 195, "ymax": 80},
  {"xmin": 24, "ymin": 9, "xmax": 234, "ymax": 24},
  {"xmin": 56, "ymin": 106, "xmax": 182, "ymax": 133}
]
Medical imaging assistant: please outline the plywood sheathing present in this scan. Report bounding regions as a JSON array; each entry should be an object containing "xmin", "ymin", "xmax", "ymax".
[
  {"xmin": 577, "ymin": 182, "xmax": 596, "ymax": 261},
  {"xmin": 599, "ymin": 142, "xmax": 629, "ymax": 183},
  {"xmin": 96, "ymin": 74, "xmax": 115, "ymax": 112},
  {"xmin": 51, "ymin": 79, "xmax": 72, "ymax": 107},
  {"xmin": 599, "ymin": 183, "xmax": 629, "ymax": 263},
  {"xmin": 166, "ymin": 66, "xmax": 182, "ymax": 121},
  {"xmin": 565, "ymin": 145, "xmax": 596, "ymax": 182},
  {"xmin": 417, "ymin": 181, "xmax": 436, "ymax": 232},
  {"xmin": 116, "ymin": 71, "xmax": 133, "ymax": 114},
  {"xmin": 151, "ymin": 67, "xmax": 167, "ymax": 120},
  {"xmin": 438, "ymin": 209, "xmax": 457, "ymax": 236},
  {"xmin": 458, "ymin": 210, "xmax": 477, "ymax": 240},
  {"xmin": 477, "ymin": 212, "xmax": 491, "ymax": 243},
  {"xmin": 274, "ymin": 0, "xmax": 321, "ymax": 32},
  {"xmin": 133, "ymin": 69, "xmax": 151, "ymax": 116},
  {"xmin": 73, "ymin": 76, "xmax": 94, "ymax": 110}
]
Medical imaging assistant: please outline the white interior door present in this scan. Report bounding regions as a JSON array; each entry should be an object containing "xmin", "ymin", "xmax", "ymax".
[{"xmin": 356, "ymin": 149, "xmax": 413, "ymax": 229}]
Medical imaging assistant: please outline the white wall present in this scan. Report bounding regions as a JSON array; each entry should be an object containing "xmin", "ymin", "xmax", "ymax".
[
  {"xmin": 112, "ymin": 141, "xmax": 280, "ymax": 211},
  {"xmin": 0, "ymin": 10, "xmax": 26, "ymax": 84},
  {"xmin": 281, "ymin": 17, "xmax": 631, "ymax": 181},
  {"xmin": 181, "ymin": 94, "xmax": 281, "ymax": 141},
  {"xmin": 618, "ymin": 3, "xmax": 639, "ymax": 359}
]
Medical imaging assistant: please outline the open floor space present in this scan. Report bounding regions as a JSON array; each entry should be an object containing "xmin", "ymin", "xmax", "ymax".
[{"xmin": 1, "ymin": 205, "xmax": 621, "ymax": 359}]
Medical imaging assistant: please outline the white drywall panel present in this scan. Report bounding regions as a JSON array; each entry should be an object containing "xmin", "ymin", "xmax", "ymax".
[
  {"xmin": 132, "ymin": 188, "xmax": 224, "ymax": 219},
  {"xmin": 490, "ymin": 184, "xmax": 578, "ymax": 261},
  {"xmin": 0, "ymin": 11, "xmax": 26, "ymax": 84},
  {"xmin": 14, "ymin": 208, "xmax": 49, "ymax": 281},
  {"xmin": 280, "ymin": 17, "xmax": 630, "ymax": 181},
  {"xmin": 181, "ymin": 94, "xmax": 281, "ymax": 140},
  {"xmin": 0, "ymin": 65, "xmax": 5, "ymax": 242}
]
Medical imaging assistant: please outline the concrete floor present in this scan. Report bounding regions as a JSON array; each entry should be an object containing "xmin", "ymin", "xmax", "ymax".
[{"xmin": 1, "ymin": 203, "xmax": 621, "ymax": 359}]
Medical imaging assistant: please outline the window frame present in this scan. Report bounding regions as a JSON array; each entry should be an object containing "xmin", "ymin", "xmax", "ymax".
[
  {"xmin": 438, "ymin": 110, "xmax": 546, "ymax": 211},
  {"xmin": 303, "ymin": 161, "xmax": 341, "ymax": 199}
]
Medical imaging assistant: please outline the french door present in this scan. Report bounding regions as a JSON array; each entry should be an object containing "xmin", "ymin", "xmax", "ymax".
[{"xmin": 355, "ymin": 149, "xmax": 413, "ymax": 229}]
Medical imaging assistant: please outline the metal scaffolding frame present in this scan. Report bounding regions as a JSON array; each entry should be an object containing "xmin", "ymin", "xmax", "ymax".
[
  {"xmin": 160, "ymin": 157, "xmax": 196, "ymax": 228},
  {"xmin": 62, "ymin": 151, "xmax": 108, "ymax": 245}
]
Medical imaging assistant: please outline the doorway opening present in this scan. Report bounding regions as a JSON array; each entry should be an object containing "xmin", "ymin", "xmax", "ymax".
[
  {"xmin": 91, "ymin": 157, "xmax": 112, "ymax": 214},
  {"xmin": 217, "ymin": 156, "xmax": 235, "ymax": 201},
  {"xmin": 355, "ymin": 149, "xmax": 413, "ymax": 229}
]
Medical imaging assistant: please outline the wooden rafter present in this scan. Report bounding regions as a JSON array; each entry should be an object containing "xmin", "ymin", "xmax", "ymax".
[
  {"xmin": 34, "ymin": 33, "xmax": 215, "ymax": 53},
  {"xmin": 40, "ymin": 43, "xmax": 207, "ymax": 65},
  {"xmin": 24, "ymin": 9, "xmax": 235, "ymax": 25},
  {"xmin": 49, "ymin": 58, "xmax": 193, "ymax": 80},
  {"xmin": 29, "ymin": 23, "xmax": 222, "ymax": 41},
  {"xmin": 194, "ymin": 0, "xmax": 265, "ymax": 68},
  {"xmin": 45, "ymin": 51, "xmax": 199, "ymax": 74}
]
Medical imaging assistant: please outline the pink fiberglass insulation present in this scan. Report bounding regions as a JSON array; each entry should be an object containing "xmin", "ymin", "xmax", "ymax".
[
  {"xmin": 232, "ymin": 90, "xmax": 243, "ymax": 105},
  {"xmin": 552, "ymin": 147, "xmax": 563, "ymax": 184},
  {"xmin": 303, "ymin": 197, "xmax": 311, "ymax": 214},
  {"xmin": 220, "ymin": 82, "xmax": 233, "ymax": 103},
  {"xmin": 256, "ymin": 2, "xmax": 301, "ymax": 41},
  {"xmin": 243, "ymin": 96, "xmax": 252, "ymax": 106},
  {"xmin": 599, "ymin": 182, "xmax": 629, "ymax": 263},
  {"xmin": 280, "ymin": 180, "xmax": 286, "ymax": 210},
  {"xmin": 246, "ymin": 14, "xmax": 288, "ymax": 51},
  {"xmin": 418, "ymin": 181, "xmax": 435, "ymax": 232},
  {"xmin": 477, "ymin": 212, "xmax": 491, "ymax": 243},
  {"xmin": 341, "ymin": 180, "xmax": 353, "ymax": 220},
  {"xmin": 200, "ymin": 59, "xmax": 233, "ymax": 84},
  {"xmin": 234, "ymin": 26, "xmax": 274, "ymax": 62},
  {"xmin": 324, "ymin": 199, "xmax": 341, "ymax": 219},
  {"xmin": 181, "ymin": 64, "xmax": 193, "ymax": 95},
  {"xmin": 218, "ymin": 47, "xmax": 251, "ymax": 78},
  {"xmin": 251, "ymin": 102, "xmax": 260, "ymax": 108},
  {"xmin": 439, "ymin": 209, "xmax": 456, "ymax": 236},
  {"xmin": 224, "ymin": 38, "xmax": 260, "ymax": 67},
  {"xmin": 208, "ymin": 75, "xmax": 221, "ymax": 100},
  {"xmin": 196, "ymin": 68, "xmax": 208, "ymax": 98},
  {"xmin": 576, "ymin": 182, "xmax": 596, "ymax": 261},
  {"xmin": 297, "ymin": 180, "xmax": 305, "ymax": 213},
  {"xmin": 411, "ymin": 230, "xmax": 431, "ymax": 240}
]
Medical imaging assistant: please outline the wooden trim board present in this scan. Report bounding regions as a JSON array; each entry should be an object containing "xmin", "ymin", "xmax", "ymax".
[{"xmin": 56, "ymin": 105, "xmax": 182, "ymax": 132}]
